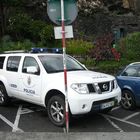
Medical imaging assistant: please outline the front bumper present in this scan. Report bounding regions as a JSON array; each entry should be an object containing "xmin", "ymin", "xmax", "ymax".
[{"xmin": 68, "ymin": 87, "xmax": 121, "ymax": 115}]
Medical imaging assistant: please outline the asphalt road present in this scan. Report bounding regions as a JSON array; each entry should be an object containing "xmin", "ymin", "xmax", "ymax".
[{"xmin": 0, "ymin": 99, "xmax": 140, "ymax": 133}]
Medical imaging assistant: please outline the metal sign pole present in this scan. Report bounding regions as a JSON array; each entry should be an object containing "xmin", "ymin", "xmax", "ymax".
[{"xmin": 60, "ymin": 0, "xmax": 69, "ymax": 133}]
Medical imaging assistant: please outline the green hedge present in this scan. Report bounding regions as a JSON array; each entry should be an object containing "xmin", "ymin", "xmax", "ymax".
[
  {"xmin": 0, "ymin": 39, "xmax": 35, "ymax": 52},
  {"xmin": 81, "ymin": 58, "xmax": 133, "ymax": 75},
  {"xmin": 118, "ymin": 32, "xmax": 140, "ymax": 61},
  {"xmin": 66, "ymin": 39, "xmax": 94, "ymax": 56}
]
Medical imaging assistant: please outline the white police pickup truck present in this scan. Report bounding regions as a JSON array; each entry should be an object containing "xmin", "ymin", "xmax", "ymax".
[{"xmin": 0, "ymin": 48, "xmax": 121, "ymax": 126}]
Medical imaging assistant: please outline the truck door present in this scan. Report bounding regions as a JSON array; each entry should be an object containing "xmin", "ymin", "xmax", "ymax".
[
  {"xmin": 19, "ymin": 56, "xmax": 42, "ymax": 103},
  {"xmin": 6, "ymin": 56, "xmax": 21, "ymax": 96}
]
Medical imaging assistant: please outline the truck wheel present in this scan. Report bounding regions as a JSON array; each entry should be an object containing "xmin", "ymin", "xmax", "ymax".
[
  {"xmin": 0, "ymin": 85, "xmax": 10, "ymax": 106},
  {"xmin": 47, "ymin": 95, "xmax": 65, "ymax": 127}
]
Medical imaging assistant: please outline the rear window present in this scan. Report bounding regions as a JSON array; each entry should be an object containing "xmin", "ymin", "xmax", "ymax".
[
  {"xmin": 0, "ymin": 57, "xmax": 5, "ymax": 69},
  {"xmin": 7, "ymin": 56, "xmax": 21, "ymax": 72}
]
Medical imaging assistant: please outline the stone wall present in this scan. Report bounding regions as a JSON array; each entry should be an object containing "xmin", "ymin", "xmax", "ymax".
[{"xmin": 73, "ymin": 13, "xmax": 140, "ymax": 40}]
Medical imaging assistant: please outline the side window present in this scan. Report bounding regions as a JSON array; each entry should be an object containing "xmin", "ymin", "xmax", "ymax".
[
  {"xmin": 137, "ymin": 68, "xmax": 140, "ymax": 77},
  {"xmin": 0, "ymin": 57, "xmax": 5, "ymax": 69},
  {"xmin": 22, "ymin": 56, "xmax": 40, "ymax": 75},
  {"xmin": 7, "ymin": 56, "xmax": 21, "ymax": 72},
  {"xmin": 122, "ymin": 66, "xmax": 137, "ymax": 77}
]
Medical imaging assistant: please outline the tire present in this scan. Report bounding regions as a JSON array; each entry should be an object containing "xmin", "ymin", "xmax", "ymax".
[
  {"xmin": 121, "ymin": 90, "xmax": 136, "ymax": 110},
  {"xmin": 0, "ymin": 84, "xmax": 10, "ymax": 106},
  {"xmin": 47, "ymin": 95, "xmax": 65, "ymax": 127}
]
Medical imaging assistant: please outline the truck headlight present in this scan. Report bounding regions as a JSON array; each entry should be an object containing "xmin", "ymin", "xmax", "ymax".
[
  {"xmin": 114, "ymin": 79, "xmax": 118, "ymax": 89},
  {"xmin": 112, "ymin": 79, "xmax": 118, "ymax": 89},
  {"xmin": 71, "ymin": 83, "xmax": 89, "ymax": 94}
]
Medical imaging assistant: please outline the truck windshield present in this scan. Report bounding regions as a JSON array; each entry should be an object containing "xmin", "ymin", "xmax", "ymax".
[{"xmin": 38, "ymin": 55, "xmax": 86, "ymax": 73}]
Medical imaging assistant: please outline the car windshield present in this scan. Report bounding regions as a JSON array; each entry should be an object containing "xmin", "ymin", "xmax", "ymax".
[{"xmin": 38, "ymin": 55, "xmax": 86, "ymax": 73}]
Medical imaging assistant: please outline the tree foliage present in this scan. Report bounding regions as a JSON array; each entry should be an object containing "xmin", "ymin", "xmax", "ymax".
[
  {"xmin": 8, "ymin": 13, "xmax": 32, "ymax": 39},
  {"xmin": 77, "ymin": 0, "xmax": 103, "ymax": 15},
  {"xmin": 0, "ymin": 0, "xmax": 139, "ymax": 41},
  {"xmin": 0, "ymin": 0, "xmax": 47, "ymax": 37},
  {"xmin": 77, "ymin": 0, "xmax": 135, "ymax": 15}
]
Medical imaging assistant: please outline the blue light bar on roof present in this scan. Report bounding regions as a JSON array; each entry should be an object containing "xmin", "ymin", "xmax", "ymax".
[{"xmin": 31, "ymin": 48, "xmax": 63, "ymax": 53}]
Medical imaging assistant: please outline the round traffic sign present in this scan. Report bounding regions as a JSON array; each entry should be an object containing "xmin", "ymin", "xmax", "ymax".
[{"xmin": 47, "ymin": 0, "xmax": 78, "ymax": 25}]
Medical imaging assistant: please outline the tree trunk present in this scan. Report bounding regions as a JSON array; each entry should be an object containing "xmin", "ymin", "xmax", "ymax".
[
  {"xmin": 128, "ymin": 0, "xmax": 135, "ymax": 10},
  {"xmin": 123, "ymin": 0, "xmax": 130, "ymax": 8},
  {"xmin": 0, "ymin": 2, "xmax": 6, "ymax": 38}
]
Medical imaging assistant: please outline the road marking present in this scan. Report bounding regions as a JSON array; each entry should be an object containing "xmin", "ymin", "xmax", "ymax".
[
  {"xmin": 101, "ymin": 114, "xmax": 124, "ymax": 132},
  {"xmin": 20, "ymin": 107, "xmax": 45, "ymax": 115},
  {"xmin": 63, "ymin": 127, "xmax": 66, "ymax": 133},
  {"xmin": 104, "ymin": 114, "xmax": 140, "ymax": 128},
  {"xmin": 20, "ymin": 108, "xmax": 34, "ymax": 115},
  {"xmin": 123, "ymin": 112, "xmax": 140, "ymax": 121},
  {"xmin": 0, "ymin": 114, "xmax": 16, "ymax": 128},
  {"xmin": 0, "ymin": 114, "xmax": 23, "ymax": 132},
  {"xmin": 12, "ymin": 105, "xmax": 23, "ymax": 132}
]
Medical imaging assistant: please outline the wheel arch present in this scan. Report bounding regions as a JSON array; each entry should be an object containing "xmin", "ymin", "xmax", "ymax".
[
  {"xmin": 0, "ymin": 81, "xmax": 7, "ymax": 92},
  {"xmin": 0, "ymin": 80, "xmax": 9, "ymax": 95},
  {"xmin": 45, "ymin": 89, "xmax": 65, "ymax": 107},
  {"xmin": 122, "ymin": 87, "xmax": 136, "ymax": 99},
  {"xmin": 0, "ymin": 81, "xmax": 5, "ymax": 86}
]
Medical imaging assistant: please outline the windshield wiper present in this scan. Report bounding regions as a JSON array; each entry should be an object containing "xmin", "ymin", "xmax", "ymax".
[
  {"xmin": 47, "ymin": 70, "xmax": 64, "ymax": 74},
  {"xmin": 67, "ymin": 69, "xmax": 85, "ymax": 71}
]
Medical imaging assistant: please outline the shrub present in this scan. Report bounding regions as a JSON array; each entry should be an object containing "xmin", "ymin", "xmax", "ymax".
[
  {"xmin": 118, "ymin": 32, "xmax": 140, "ymax": 61},
  {"xmin": 80, "ymin": 58, "xmax": 96, "ymax": 68},
  {"xmin": 90, "ymin": 33, "xmax": 114, "ymax": 61},
  {"xmin": 40, "ymin": 24, "xmax": 61, "ymax": 48},
  {"xmin": 0, "ymin": 39, "xmax": 35, "ymax": 52},
  {"xmin": 66, "ymin": 39, "xmax": 94, "ymax": 56},
  {"xmin": 19, "ymin": 39, "xmax": 35, "ymax": 50},
  {"xmin": 96, "ymin": 59, "xmax": 131, "ymax": 75},
  {"xmin": 1, "ymin": 35, "xmax": 11, "ymax": 42},
  {"xmin": 40, "ymin": 25, "xmax": 54, "ymax": 45}
]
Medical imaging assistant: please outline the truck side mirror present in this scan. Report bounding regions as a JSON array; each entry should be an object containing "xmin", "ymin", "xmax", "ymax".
[{"xmin": 26, "ymin": 66, "xmax": 39, "ymax": 75}]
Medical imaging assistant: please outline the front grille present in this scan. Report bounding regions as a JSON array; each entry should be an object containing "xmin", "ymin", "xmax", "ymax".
[
  {"xmin": 92, "ymin": 98, "xmax": 115, "ymax": 105},
  {"xmin": 87, "ymin": 81, "xmax": 114, "ymax": 94},
  {"xmin": 87, "ymin": 84, "xmax": 96, "ymax": 93},
  {"xmin": 98, "ymin": 82, "xmax": 110, "ymax": 92}
]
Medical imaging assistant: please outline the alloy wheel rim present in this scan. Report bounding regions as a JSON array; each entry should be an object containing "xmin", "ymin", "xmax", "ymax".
[
  {"xmin": 121, "ymin": 92, "xmax": 132, "ymax": 109},
  {"xmin": 50, "ymin": 101, "xmax": 64, "ymax": 123}
]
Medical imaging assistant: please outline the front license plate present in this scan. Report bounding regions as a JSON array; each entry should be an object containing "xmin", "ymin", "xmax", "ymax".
[{"xmin": 101, "ymin": 101, "xmax": 114, "ymax": 109}]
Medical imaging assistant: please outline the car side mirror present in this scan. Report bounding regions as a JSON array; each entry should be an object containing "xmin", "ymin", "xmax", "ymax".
[{"xmin": 122, "ymin": 71, "xmax": 128, "ymax": 76}]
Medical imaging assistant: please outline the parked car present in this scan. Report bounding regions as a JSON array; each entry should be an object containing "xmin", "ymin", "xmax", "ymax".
[{"xmin": 116, "ymin": 62, "xmax": 140, "ymax": 110}]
